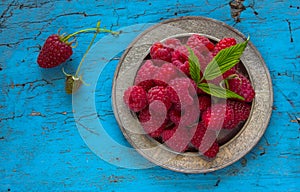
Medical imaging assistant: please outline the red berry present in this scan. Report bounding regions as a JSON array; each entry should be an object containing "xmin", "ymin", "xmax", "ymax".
[
  {"xmin": 169, "ymin": 78, "xmax": 194, "ymax": 109},
  {"xmin": 168, "ymin": 107, "xmax": 181, "ymax": 125},
  {"xmin": 180, "ymin": 103, "xmax": 200, "ymax": 127},
  {"xmin": 135, "ymin": 60, "xmax": 158, "ymax": 87},
  {"xmin": 148, "ymin": 86, "xmax": 172, "ymax": 115},
  {"xmin": 227, "ymin": 100, "xmax": 251, "ymax": 126},
  {"xmin": 163, "ymin": 38, "xmax": 182, "ymax": 49},
  {"xmin": 212, "ymin": 37, "xmax": 237, "ymax": 56},
  {"xmin": 201, "ymin": 103, "xmax": 235, "ymax": 130},
  {"xmin": 37, "ymin": 34, "xmax": 73, "ymax": 68},
  {"xmin": 198, "ymin": 95, "xmax": 212, "ymax": 112},
  {"xmin": 123, "ymin": 86, "xmax": 148, "ymax": 112},
  {"xmin": 153, "ymin": 63, "xmax": 179, "ymax": 85},
  {"xmin": 227, "ymin": 73, "xmax": 255, "ymax": 102},
  {"xmin": 162, "ymin": 126, "xmax": 190, "ymax": 153},
  {"xmin": 190, "ymin": 122, "xmax": 219, "ymax": 158},
  {"xmin": 150, "ymin": 42, "xmax": 174, "ymax": 62},
  {"xmin": 139, "ymin": 107, "xmax": 167, "ymax": 138},
  {"xmin": 186, "ymin": 34, "xmax": 215, "ymax": 51}
]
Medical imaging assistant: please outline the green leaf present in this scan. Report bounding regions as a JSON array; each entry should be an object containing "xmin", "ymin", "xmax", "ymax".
[
  {"xmin": 203, "ymin": 37, "xmax": 249, "ymax": 81},
  {"xmin": 198, "ymin": 83, "xmax": 245, "ymax": 100},
  {"xmin": 187, "ymin": 47, "xmax": 201, "ymax": 84}
]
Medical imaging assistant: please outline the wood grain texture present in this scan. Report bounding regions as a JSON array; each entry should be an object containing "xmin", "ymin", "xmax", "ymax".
[{"xmin": 0, "ymin": 0, "xmax": 299, "ymax": 191}]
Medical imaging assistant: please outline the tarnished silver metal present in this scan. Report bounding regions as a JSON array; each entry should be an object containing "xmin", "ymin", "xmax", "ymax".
[{"xmin": 112, "ymin": 16, "xmax": 273, "ymax": 173}]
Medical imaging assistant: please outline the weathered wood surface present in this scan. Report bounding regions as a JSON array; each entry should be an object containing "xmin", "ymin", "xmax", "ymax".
[{"xmin": 0, "ymin": 0, "xmax": 299, "ymax": 191}]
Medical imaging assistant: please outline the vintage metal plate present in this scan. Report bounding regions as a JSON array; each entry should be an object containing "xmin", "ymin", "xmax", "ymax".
[{"xmin": 112, "ymin": 16, "xmax": 273, "ymax": 173}]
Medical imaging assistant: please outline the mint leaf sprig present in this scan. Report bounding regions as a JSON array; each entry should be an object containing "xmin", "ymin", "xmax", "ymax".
[{"xmin": 188, "ymin": 37, "xmax": 249, "ymax": 100}]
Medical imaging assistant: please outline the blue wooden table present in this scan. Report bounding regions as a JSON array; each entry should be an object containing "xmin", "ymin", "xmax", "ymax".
[{"xmin": 1, "ymin": 0, "xmax": 299, "ymax": 191}]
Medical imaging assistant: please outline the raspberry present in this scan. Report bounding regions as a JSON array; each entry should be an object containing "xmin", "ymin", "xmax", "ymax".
[
  {"xmin": 150, "ymin": 42, "xmax": 174, "ymax": 62},
  {"xmin": 162, "ymin": 126, "xmax": 190, "ymax": 153},
  {"xmin": 212, "ymin": 37, "xmax": 237, "ymax": 56},
  {"xmin": 169, "ymin": 78, "xmax": 194, "ymax": 109},
  {"xmin": 227, "ymin": 100, "xmax": 251, "ymax": 126},
  {"xmin": 153, "ymin": 63, "xmax": 179, "ymax": 86},
  {"xmin": 227, "ymin": 73, "xmax": 255, "ymax": 102},
  {"xmin": 190, "ymin": 122, "xmax": 219, "ymax": 158},
  {"xmin": 139, "ymin": 107, "xmax": 167, "ymax": 138},
  {"xmin": 171, "ymin": 46, "xmax": 189, "ymax": 63},
  {"xmin": 37, "ymin": 34, "xmax": 73, "ymax": 68},
  {"xmin": 123, "ymin": 86, "xmax": 148, "ymax": 112},
  {"xmin": 168, "ymin": 107, "xmax": 181, "ymax": 125},
  {"xmin": 135, "ymin": 60, "xmax": 158, "ymax": 85},
  {"xmin": 198, "ymin": 95, "xmax": 212, "ymax": 112},
  {"xmin": 186, "ymin": 34, "xmax": 215, "ymax": 51},
  {"xmin": 180, "ymin": 103, "xmax": 200, "ymax": 127},
  {"xmin": 147, "ymin": 86, "xmax": 172, "ymax": 115},
  {"xmin": 201, "ymin": 103, "xmax": 235, "ymax": 130},
  {"xmin": 163, "ymin": 38, "xmax": 182, "ymax": 49}
]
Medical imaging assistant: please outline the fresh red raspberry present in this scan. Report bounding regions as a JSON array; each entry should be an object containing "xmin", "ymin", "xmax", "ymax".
[
  {"xmin": 123, "ymin": 86, "xmax": 148, "ymax": 112},
  {"xmin": 150, "ymin": 42, "xmax": 174, "ymax": 62},
  {"xmin": 139, "ymin": 107, "xmax": 167, "ymax": 138},
  {"xmin": 201, "ymin": 103, "xmax": 235, "ymax": 130},
  {"xmin": 227, "ymin": 73, "xmax": 255, "ymax": 102},
  {"xmin": 163, "ymin": 38, "xmax": 182, "ymax": 49},
  {"xmin": 227, "ymin": 100, "xmax": 251, "ymax": 126},
  {"xmin": 198, "ymin": 95, "xmax": 212, "ymax": 112},
  {"xmin": 190, "ymin": 122, "xmax": 219, "ymax": 158},
  {"xmin": 147, "ymin": 86, "xmax": 172, "ymax": 115},
  {"xmin": 186, "ymin": 34, "xmax": 215, "ymax": 51},
  {"xmin": 180, "ymin": 103, "xmax": 200, "ymax": 127},
  {"xmin": 169, "ymin": 78, "xmax": 194, "ymax": 109},
  {"xmin": 37, "ymin": 34, "xmax": 73, "ymax": 68},
  {"xmin": 153, "ymin": 63, "xmax": 180, "ymax": 86},
  {"xmin": 135, "ymin": 60, "xmax": 158, "ymax": 85},
  {"xmin": 212, "ymin": 37, "xmax": 237, "ymax": 56},
  {"xmin": 161, "ymin": 126, "xmax": 190, "ymax": 153},
  {"xmin": 168, "ymin": 107, "xmax": 181, "ymax": 125}
]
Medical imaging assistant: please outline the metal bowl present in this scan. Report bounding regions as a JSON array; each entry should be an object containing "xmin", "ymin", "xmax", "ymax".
[{"xmin": 112, "ymin": 16, "xmax": 273, "ymax": 173}]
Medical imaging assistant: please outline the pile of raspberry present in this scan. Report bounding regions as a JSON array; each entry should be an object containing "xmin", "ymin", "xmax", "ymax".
[{"xmin": 123, "ymin": 34, "xmax": 255, "ymax": 159}]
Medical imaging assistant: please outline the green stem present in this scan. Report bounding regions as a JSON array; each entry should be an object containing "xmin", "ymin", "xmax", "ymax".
[
  {"xmin": 63, "ymin": 27, "xmax": 119, "ymax": 42},
  {"xmin": 74, "ymin": 21, "xmax": 101, "ymax": 77}
]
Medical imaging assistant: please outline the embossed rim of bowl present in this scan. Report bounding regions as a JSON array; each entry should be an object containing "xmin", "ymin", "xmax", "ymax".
[{"xmin": 112, "ymin": 16, "xmax": 273, "ymax": 173}]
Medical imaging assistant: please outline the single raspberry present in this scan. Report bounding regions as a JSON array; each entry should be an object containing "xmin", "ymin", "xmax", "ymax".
[
  {"xmin": 37, "ymin": 34, "xmax": 73, "ymax": 68},
  {"xmin": 227, "ymin": 73, "xmax": 255, "ymax": 102},
  {"xmin": 123, "ymin": 86, "xmax": 148, "ymax": 112},
  {"xmin": 212, "ymin": 37, "xmax": 237, "ymax": 56},
  {"xmin": 161, "ymin": 126, "xmax": 190, "ymax": 153},
  {"xmin": 171, "ymin": 46, "xmax": 189, "ymax": 63},
  {"xmin": 135, "ymin": 60, "xmax": 158, "ymax": 85},
  {"xmin": 203, "ymin": 141, "xmax": 219, "ymax": 159},
  {"xmin": 150, "ymin": 42, "xmax": 174, "ymax": 62},
  {"xmin": 190, "ymin": 122, "xmax": 219, "ymax": 158},
  {"xmin": 201, "ymin": 103, "xmax": 235, "ymax": 130},
  {"xmin": 139, "ymin": 107, "xmax": 167, "ymax": 138},
  {"xmin": 227, "ymin": 100, "xmax": 251, "ymax": 126},
  {"xmin": 163, "ymin": 38, "xmax": 182, "ymax": 49},
  {"xmin": 148, "ymin": 86, "xmax": 172, "ymax": 114},
  {"xmin": 168, "ymin": 107, "xmax": 181, "ymax": 125},
  {"xmin": 198, "ymin": 95, "xmax": 212, "ymax": 112},
  {"xmin": 153, "ymin": 63, "xmax": 179, "ymax": 86},
  {"xmin": 180, "ymin": 103, "xmax": 200, "ymax": 127},
  {"xmin": 169, "ymin": 78, "xmax": 194, "ymax": 109},
  {"xmin": 186, "ymin": 34, "xmax": 215, "ymax": 51}
]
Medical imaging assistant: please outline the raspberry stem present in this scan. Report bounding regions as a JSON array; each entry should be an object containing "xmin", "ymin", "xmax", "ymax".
[
  {"xmin": 62, "ymin": 25, "xmax": 119, "ymax": 42},
  {"xmin": 74, "ymin": 21, "xmax": 101, "ymax": 77}
]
